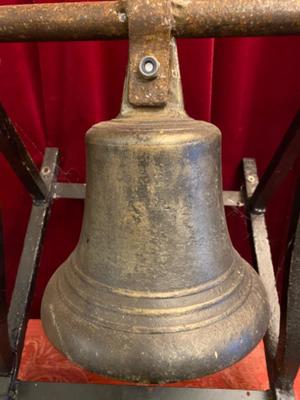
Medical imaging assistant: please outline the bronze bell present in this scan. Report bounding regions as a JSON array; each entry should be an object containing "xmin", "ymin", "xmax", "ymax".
[{"xmin": 41, "ymin": 41, "xmax": 270, "ymax": 383}]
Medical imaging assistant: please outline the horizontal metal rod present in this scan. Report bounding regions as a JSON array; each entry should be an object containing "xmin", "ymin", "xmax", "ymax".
[
  {"xmin": 54, "ymin": 182, "xmax": 86, "ymax": 200},
  {"xmin": 16, "ymin": 381, "xmax": 271, "ymax": 400},
  {"xmin": 0, "ymin": 0, "xmax": 299, "ymax": 42}
]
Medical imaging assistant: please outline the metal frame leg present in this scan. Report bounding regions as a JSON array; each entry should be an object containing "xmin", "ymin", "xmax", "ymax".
[
  {"xmin": 249, "ymin": 110, "xmax": 300, "ymax": 214},
  {"xmin": 244, "ymin": 160, "xmax": 300, "ymax": 400},
  {"xmin": 0, "ymin": 148, "xmax": 59, "ymax": 399},
  {"xmin": 0, "ymin": 104, "xmax": 48, "ymax": 202},
  {"xmin": 0, "ymin": 213, "xmax": 12, "ymax": 376},
  {"xmin": 6, "ymin": 149, "xmax": 59, "ymax": 391},
  {"xmin": 273, "ymin": 180, "xmax": 300, "ymax": 399},
  {"xmin": 243, "ymin": 110, "xmax": 300, "ymax": 399},
  {"xmin": 0, "ymin": 106, "xmax": 60, "ymax": 399},
  {"xmin": 243, "ymin": 159, "xmax": 281, "ymax": 397}
]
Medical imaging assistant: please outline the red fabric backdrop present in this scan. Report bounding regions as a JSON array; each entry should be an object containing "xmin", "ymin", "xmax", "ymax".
[{"xmin": 0, "ymin": 0, "xmax": 300, "ymax": 318}]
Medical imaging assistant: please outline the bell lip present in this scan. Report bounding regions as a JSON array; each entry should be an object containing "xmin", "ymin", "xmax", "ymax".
[{"xmin": 41, "ymin": 264, "xmax": 270, "ymax": 384}]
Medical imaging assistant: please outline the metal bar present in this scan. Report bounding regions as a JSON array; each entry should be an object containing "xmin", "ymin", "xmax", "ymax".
[
  {"xmin": 0, "ymin": 214, "xmax": 12, "ymax": 376},
  {"xmin": 0, "ymin": 1, "xmax": 126, "ymax": 42},
  {"xmin": 54, "ymin": 182, "xmax": 86, "ymax": 200},
  {"xmin": 0, "ymin": 104, "xmax": 48, "ymax": 202},
  {"xmin": 223, "ymin": 191, "xmax": 245, "ymax": 207},
  {"xmin": 273, "ymin": 388, "xmax": 295, "ymax": 400},
  {"xmin": 243, "ymin": 159, "xmax": 281, "ymax": 395},
  {"xmin": 0, "ymin": 376, "xmax": 10, "ymax": 399},
  {"xmin": 250, "ymin": 110, "xmax": 300, "ymax": 214},
  {"xmin": 15, "ymin": 381, "xmax": 272, "ymax": 400},
  {"xmin": 7, "ymin": 149, "xmax": 59, "ymax": 393},
  {"xmin": 274, "ymin": 180, "xmax": 300, "ymax": 398},
  {"xmin": 174, "ymin": 0, "xmax": 300, "ymax": 38},
  {"xmin": 0, "ymin": 0, "xmax": 299, "ymax": 42}
]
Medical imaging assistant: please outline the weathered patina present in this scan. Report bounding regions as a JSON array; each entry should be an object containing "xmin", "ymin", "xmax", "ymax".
[
  {"xmin": 0, "ymin": 0, "xmax": 299, "ymax": 41},
  {"xmin": 41, "ymin": 39, "xmax": 270, "ymax": 382}
]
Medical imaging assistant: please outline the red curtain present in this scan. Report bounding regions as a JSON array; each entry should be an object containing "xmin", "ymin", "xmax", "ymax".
[{"xmin": 0, "ymin": 0, "xmax": 300, "ymax": 317}]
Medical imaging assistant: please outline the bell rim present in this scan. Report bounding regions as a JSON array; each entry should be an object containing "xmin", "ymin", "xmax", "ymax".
[{"xmin": 41, "ymin": 266, "xmax": 269, "ymax": 383}]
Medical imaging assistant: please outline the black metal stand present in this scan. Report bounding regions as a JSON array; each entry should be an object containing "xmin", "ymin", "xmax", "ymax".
[{"xmin": 0, "ymin": 104, "xmax": 299, "ymax": 400}]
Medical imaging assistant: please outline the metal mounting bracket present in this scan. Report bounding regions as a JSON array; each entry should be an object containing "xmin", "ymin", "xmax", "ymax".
[{"xmin": 127, "ymin": 0, "xmax": 172, "ymax": 107}]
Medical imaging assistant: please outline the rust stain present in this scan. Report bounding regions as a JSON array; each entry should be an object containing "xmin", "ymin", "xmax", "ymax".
[{"xmin": 0, "ymin": 0, "xmax": 299, "ymax": 41}]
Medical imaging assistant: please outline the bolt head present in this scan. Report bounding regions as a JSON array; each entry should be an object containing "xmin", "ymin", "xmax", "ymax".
[
  {"xmin": 42, "ymin": 166, "xmax": 51, "ymax": 176},
  {"xmin": 139, "ymin": 56, "xmax": 160, "ymax": 80}
]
